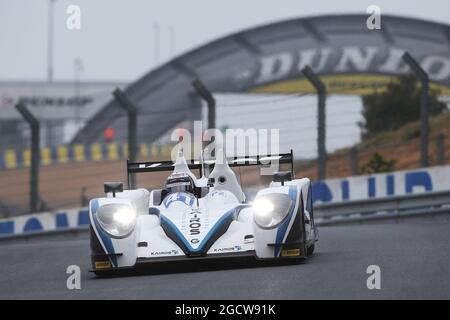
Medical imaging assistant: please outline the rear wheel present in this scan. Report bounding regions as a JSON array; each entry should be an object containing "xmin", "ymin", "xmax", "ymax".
[{"xmin": 299, "ymin": 197, "xmax": 308, "ymax": 258}]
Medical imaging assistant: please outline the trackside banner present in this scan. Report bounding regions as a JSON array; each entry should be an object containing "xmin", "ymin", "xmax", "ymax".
[
  {"xmin": 0, "ymin": 208, "xmax": 89, "ymax": 238},
  {"xmin": 1, "ymin": 165, "xmax": 450, "ymax": 238},
  {"xmin": 312, "ymin": 165, "xmax": 450, "ymax": 204}
]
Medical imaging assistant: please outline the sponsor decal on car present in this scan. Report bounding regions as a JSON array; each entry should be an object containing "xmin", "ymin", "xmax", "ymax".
[
  {"xmin": 281, "ymin": 249, "xmax": 300, "ymax": 257},
  {"xmin": 163, "ymin": 192, "xmax": 195, "ymax": 208},
  {"xmin": 150, "ymin": 249, "xmax": 179, "ymax": 256},
  {"xmin": 95, "ymin": 261, "xmax": 112, "ymax": 269},
  {"xmin": 213, "ymin": 245, "xmax": 242, "ymax": 253},
  {"xmin": 189, "ymin": 210, "xmax": 201, "ymax": 238}
]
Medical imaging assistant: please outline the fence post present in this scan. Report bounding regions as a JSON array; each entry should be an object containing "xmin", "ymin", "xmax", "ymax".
[
  {"xmin": 350, "ymin": 147, "xmax": 358, "ymax": 175},
  {"xmin": 436, "ymin": 134, "xmax": 445, "ymax": 165},
  {"xmin": 192, "ymin": 78, "xmax": 216, "ymax": 130},
  {"xmin": 301, "ymin": 65, "xmax": 327, "ymax": 180},
  {"xmin": 15, "ymin": 102, "xmax": 40, "ymax": 213},
  {"xmin": 113, "ymin": 89, "xmax": 137, "ymax": 188},
  {"xmin": 80, "ymin": 187, "xmax": 88, "ymax": 207},
  {"xmin": 0, "ymin": 200, "xmax": 10, "ymax": 218},
  {"xmin": 402, "ymin": 52, "xmax": 429, "ymax": 167},
  {"xmin": 192, "ymin": 79, "xmax": 216, "ymax": 157}
]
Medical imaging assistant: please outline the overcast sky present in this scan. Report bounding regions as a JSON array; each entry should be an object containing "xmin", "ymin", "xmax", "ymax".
[{"xmin": 1, "ymin": 0, "xmax": 449, "ymax": 82}]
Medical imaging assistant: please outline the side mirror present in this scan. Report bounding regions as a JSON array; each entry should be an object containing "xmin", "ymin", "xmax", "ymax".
[
  {"xmin": 273, "ymin": 171, "xmax": 292, "ymax": 186},
  {"xmin": 104, "ymin": 182, "xmax": 123, "ymax": 197}
]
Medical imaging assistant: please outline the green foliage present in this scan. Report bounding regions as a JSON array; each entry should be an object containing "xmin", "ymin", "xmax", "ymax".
[
  {"xmin": 360, "ymin": 152, "xmax": 396, "ymax": 174},
  {"xmin": 220, "ymin": 125, "xmax": 230, "ymax": 133},
  {"xmin": 360, "ymin": 75, "xmax": 446, "ymax": 136}
]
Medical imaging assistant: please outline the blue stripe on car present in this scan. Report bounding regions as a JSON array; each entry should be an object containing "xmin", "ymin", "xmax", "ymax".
[
  {"xmin": 91, "ymin": 199, "xmax": 117, "ymax": 267},
  {"xmin": 160, "ymin": 209, "xmax": 235, "ymax": 254},
  {"xmin": 274, "ymin": 186, "xmax": 298, "ymax": 257}
]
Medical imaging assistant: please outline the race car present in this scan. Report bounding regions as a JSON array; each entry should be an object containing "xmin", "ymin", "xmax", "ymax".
[{"xmin": 89, "ymin": 148, "xmax": 318, "ymax": 275}]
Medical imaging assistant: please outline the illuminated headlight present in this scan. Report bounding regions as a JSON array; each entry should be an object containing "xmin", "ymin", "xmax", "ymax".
[
  {"xmin": 96, "ymin": 203, "xmax": 137, "ymax": 238},
  {"xmin": 253, "ymin": 193, "xmax": 293, "ymax": 229}
]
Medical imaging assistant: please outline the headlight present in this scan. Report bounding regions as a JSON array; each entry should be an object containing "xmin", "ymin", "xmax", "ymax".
[
  {"xmin": 96, "ymin": 203, "xmax": 137, "ymax": 238},
  {"xmin": 253, "ymin": 193, "xmax": 293, "ymax": 229}
]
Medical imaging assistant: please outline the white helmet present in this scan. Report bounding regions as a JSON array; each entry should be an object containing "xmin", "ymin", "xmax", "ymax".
[{"xmin": 165, "ymin": 172, "xmax": 195, "ymax": 194}]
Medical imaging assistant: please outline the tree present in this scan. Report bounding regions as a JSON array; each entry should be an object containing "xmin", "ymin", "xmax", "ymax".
[
  {"xmin": 360, "ymin": 75, "xmax": 446, "ymax": 136},
  {"xmin": 360, "ymin": 152, "xmax": 396, "ymax": 174}
]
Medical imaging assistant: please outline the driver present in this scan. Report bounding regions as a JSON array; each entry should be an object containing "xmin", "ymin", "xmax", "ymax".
[{"xmin": 165, "ymin": 172, "xmax": 195, "ymax": 195}]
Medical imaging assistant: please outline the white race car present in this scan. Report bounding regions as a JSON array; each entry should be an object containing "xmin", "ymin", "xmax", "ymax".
[{"xmin": 89, "ymin": 149, "xmax": 318, "ymax": 275}]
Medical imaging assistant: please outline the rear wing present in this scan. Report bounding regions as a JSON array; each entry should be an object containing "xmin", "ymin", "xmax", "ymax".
[{"xmin": 126, "ymin": 150, "xmax": 294, "ymax": 187}]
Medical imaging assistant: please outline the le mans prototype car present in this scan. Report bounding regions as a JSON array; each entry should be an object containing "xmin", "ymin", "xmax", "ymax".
[{"xmin": 89, "ymin": 148, "xmax": 318, "ymax": 275}]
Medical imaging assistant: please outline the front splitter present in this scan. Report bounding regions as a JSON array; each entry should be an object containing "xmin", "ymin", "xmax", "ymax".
[{"xmin": 91, "ymin": 251, "xmax": 305, "ymax": 277}]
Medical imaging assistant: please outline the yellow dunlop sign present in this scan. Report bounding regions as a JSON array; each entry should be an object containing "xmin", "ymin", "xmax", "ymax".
[
  {"xmin": 281, "ymin": 248, "xmax": 301, "ymax": 257},
  {"xmin": 251, "ymin": 74, "xmax": 450, "ymax": 96},
  {"xmin": 94, "ymin": 261, "xmax": 112, "ymax": 269}
]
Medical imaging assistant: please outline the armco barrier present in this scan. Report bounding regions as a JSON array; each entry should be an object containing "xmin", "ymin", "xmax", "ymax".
[
  {"xmin": 315, "ymin": 190, "xmax": 450, "ymax": 218},
  {"xmin": 315, "ymin": 190, "xmax": 450, "ymax": 225}
]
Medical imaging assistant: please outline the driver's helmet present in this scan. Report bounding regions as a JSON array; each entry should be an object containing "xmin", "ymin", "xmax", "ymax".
[{"xmin": 165, "ymin": 172, "xmax": 195, "ymax": 194}]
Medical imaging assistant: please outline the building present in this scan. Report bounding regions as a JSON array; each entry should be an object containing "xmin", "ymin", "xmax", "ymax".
[{"xmin": 0, "ymin": 81, "xmax": 126, "ymax": 150}]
